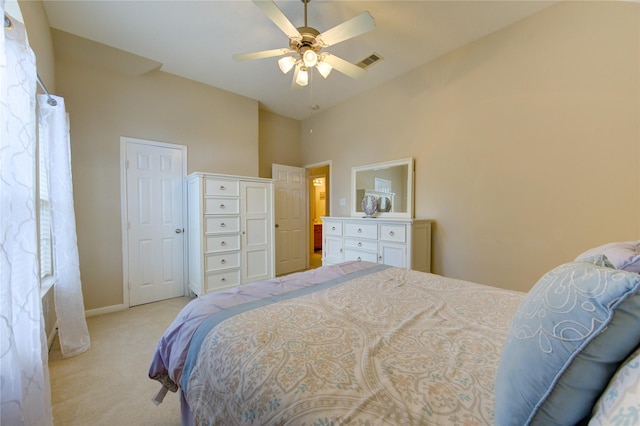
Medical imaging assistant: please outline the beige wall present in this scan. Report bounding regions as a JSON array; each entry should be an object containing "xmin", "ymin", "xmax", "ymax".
[
  {"xmin": 55, "ymin": 50, "xmax": 261, "ymax": 310},
  {"xmin": 300, "ymin": 1, "xmax": 640, "ymax": 292},
  {"xmin": 19, "ymin": 0, "xmax": 640, "ymax": 312},
  {"xmin": 258, "ymin": 109, "xmax": 301, "ymax": 177},
  {"xmin": 19, "ymin": 0, "xmax": 55, "ymax": 89},
  {"xmin": 19, "ymin": 1, "xmax": 301, "ymax": 313}
]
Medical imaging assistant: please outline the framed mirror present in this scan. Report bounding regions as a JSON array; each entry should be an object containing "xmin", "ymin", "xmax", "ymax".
[{"xmin": 351, "ymin": 158, "xmax": 414, "ymax": 219}]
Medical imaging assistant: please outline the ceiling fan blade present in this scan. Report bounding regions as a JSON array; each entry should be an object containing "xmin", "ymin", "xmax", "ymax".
[
  {"xmin": 316, "ymin": 11, "xmax": 375, "ymax": 47},
  {"xmin": 252, "ymin": 0, "xmax": 302, "ymax": 41},
  {"xmin": 322, "ymin": 54, "xmax": 366, "ymax": 79},
  {"xmin": 233, "ymin": 48, "xmax": 293, "ymax": 62}
]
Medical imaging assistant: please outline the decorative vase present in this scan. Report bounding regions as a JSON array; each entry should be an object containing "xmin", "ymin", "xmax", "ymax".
[
  {"xmin": 379, "ymin": 196, "xmax": 391, "ymax": 212},
  {"xmin": 361, "ymin": 195, "xmax": 378, "ymax": 217}
]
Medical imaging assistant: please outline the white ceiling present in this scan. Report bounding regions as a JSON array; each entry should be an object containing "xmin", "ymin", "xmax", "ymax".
[{"xmin": 42, "ymin": 0, "xmax": 557, "ymax": 120}]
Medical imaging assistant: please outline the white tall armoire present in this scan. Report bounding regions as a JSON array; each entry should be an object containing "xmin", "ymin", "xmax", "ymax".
[{"xmin": 187, "ymin": 172, "xmax": 275, "ymax": 296}]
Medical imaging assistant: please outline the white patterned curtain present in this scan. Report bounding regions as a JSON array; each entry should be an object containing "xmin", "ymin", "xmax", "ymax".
[
  {"xmin": 38, "ymin": 95, "xmax": 90, "ymax": 358},
  {"xmin": 0, "ymin": 5, "xmax": 54, "ymax": 426}
]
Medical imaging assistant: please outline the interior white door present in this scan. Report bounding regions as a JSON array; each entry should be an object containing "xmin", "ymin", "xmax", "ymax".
[
  {"xmin": 272, "ymin": 164, "xmax": 307, "ymax": 275},
  {"xmin": 124, "ymin": 139, "xmax": 185, "ymax": 306}
]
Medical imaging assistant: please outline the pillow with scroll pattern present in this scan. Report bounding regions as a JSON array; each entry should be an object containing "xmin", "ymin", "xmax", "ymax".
[
  {"xmin": 494, "ymin": 255, "xmax": 640, "ymax": 425},
  {"xmin": 589, "ymin": 347, "xmax": 640, "ymax": 426}
]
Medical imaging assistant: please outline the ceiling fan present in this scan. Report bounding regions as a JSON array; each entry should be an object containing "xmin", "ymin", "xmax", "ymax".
[{"xmin": 233, "ymin": 0, "xmax": 376, "ymax": 88}]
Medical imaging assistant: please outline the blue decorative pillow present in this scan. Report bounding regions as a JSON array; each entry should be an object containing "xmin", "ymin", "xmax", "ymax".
[{"xmin": 494, "ymin": 257, "xmax": 640, "ymax": 426}]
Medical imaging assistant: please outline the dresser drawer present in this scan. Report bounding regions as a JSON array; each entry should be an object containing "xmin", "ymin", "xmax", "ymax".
[
  {"xmin": 344, "ymin": 238, "xmax": 378, "ymax": 251},
  {"xmin": 323, "ymin": 220, "xmax": 343, "ymax": 236},
  {"xmin": 204, "ymin": 178, "xmax": 239, "ymax": 197},
  {"xmin": 205, "ymin": 270, "xmax": 241, "ymax": 292},
  {"xmin": 344, "ymin": 222, "xmax": 377, "ymax": 239},
  {"xmin": 204, "ymin": 197, "xmax": 239, "ymax": 215},
  {"xmin": 205, "ymin": 234, "xmax": 240, "ymax": 253},
  {"xmin": 204, "ymin": 216, "xmax": 240, "ymax": 234},
  {"xmin": 379, "ymin": 224, "xmax": 406, "ymax": 243},
  {"xmin": 344, "ymin": 249, "xmax": 378, "ymax": 263},
  {"xmin": 205, "ymin": 252, "xmax": 240, "ymax": 272}
]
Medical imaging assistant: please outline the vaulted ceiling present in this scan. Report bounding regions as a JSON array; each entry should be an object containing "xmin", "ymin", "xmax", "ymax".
[{"xmin": 43, "ymin": 1, "xmax": 556, "ymax": 120}]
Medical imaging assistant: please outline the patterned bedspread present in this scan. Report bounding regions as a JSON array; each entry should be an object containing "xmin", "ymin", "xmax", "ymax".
[
  {"xmin": 184, "ymin": 266, "xmax": 524, "ymax": 425},
  {"xmin": 149, "ymin": 261, "xmax": 381, "ymax": 395}
]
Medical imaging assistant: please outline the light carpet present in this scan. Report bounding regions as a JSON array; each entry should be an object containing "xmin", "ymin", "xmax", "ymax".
[{"xmin": 49, "ymin": 296, "xmax": 192, "ymax": 426}]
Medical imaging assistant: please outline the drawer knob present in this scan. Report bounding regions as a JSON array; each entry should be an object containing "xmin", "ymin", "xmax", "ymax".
[
  {"xmin": 389, "ymin": 231, "xmax": 395, "ymax": 236},
  {"xmin": 220, "ymin": 204, "xmax": 225, "ymax": 209},
  {"xmin": 331, "ymin": 226, "xmax": 336, "ymax": 231},
  {"xmin": 221, "ymin": 259, "xmax": 226, "ymax": 264},
  {"xmin": 379, "ymin": 255, "xmax": 383, "ymax": 260},
  {"xmin": 221, "ymin": 277, "xmax": 226, "ymax": 282},
  {"xmin": 358, "ymin": 242, "xmax": 362, "ymax": 247},
  {"xmin": 220, "ymin": 222, "xmax": 226, "ymax": 227},
  {"xmin": 221, "ymin": 241, "xmax": 226, "ymax": 246},
  {"xmin": 220, "ymin": 185, "xmax": 225, "ymax": 190},
  {"xmin": 357, "ymin": 256, "xmax": 362, "ymax": 261},
  {"xmin": 357, "ymin": 228, "xmax": 362, "ymax": 233}
]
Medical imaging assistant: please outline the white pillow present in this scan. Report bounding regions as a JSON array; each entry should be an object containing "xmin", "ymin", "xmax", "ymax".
[
  {"xmin": 589, "ymin": 347, "xmax": 640, "ymax": 425},
  {"xmin": 576, "ymin": 241, "xmax": 640, "ymax": 273}
]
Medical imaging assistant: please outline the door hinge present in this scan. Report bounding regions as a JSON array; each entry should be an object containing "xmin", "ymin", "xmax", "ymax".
[{"xmin": 125, "ymin": 159, "xmax": 129, "ymax": 169}]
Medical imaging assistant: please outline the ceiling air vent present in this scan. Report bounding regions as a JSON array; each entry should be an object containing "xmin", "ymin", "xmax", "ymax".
[{"xmin": 356, "ymin": 52, "xmax": 384, "ymax": 69}]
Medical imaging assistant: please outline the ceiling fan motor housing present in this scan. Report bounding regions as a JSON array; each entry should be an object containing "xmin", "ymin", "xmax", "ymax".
[{"xmin": 291, "ymin": 26, "xmax": 322, "ymax": 56}]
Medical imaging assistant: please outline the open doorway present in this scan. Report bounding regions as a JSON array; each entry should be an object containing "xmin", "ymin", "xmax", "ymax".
[{"xmin": 307, "ymin": 163, "xmax": 330, "ymax": 269}]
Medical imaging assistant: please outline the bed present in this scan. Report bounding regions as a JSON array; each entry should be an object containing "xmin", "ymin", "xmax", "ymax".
[{"xmin": 149, "ymin": 241, "xmax": 640, "ymax": 426}]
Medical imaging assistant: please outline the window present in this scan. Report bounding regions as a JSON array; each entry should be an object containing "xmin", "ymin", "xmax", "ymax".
[{"xmin": 38, "ymin": 131, "xmax": 54, "ymax": 287}]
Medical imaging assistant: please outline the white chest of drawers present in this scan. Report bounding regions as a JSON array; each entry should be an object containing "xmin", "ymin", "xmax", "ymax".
[
  {"xmin": 187, "ymin": 173, "xmax": 275, "ymax": 296},
  {"xmin": 321, "ymin": 217, "xmax": 432, "ymax": 272}
]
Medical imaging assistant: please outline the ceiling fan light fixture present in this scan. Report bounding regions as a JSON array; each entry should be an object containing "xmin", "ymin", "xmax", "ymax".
[
  {"xmin": 278, "ymin": 56, "xmax": 297, "ymax": 74},
  {"xmin": 302, "ymin": 49, "xmax": 318, "ymax": 68},
  {"xmin": 317, "ymin": 61, "xmax": 333, "ymax": 78},
  {"xmin": 296, "ymin": 66, "xmax": 309, "ymax": 86},
  {"xmin": 235, "ymin": 0, "xmax": 377, "ymax": 90}
]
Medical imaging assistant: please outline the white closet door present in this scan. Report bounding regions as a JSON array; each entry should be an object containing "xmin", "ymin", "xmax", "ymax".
[{"xmin": 124, "ymin": 138, "xmax": 185, "ymax": 306}]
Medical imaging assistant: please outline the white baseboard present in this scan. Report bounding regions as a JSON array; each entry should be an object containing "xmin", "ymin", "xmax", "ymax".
[{"xmin": 85, "ymin": 304, "xmax": 126, "ymax": 318}]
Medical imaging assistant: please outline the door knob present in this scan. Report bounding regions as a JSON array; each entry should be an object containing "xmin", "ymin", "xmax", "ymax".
[{"xmin": 175, "ymin": 229, "xmax": 183, "ymax": 234}]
